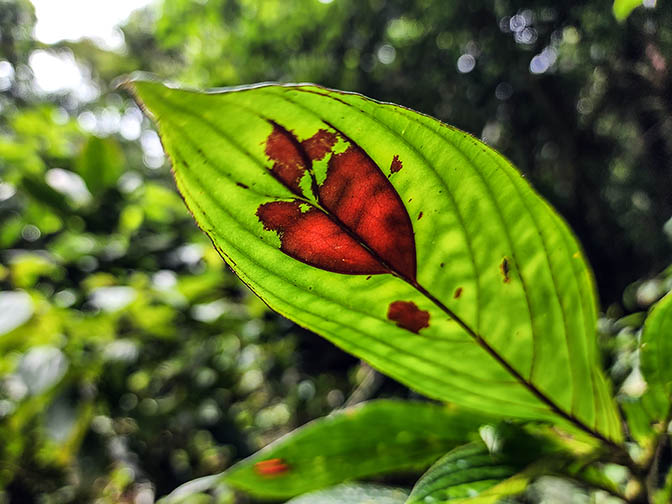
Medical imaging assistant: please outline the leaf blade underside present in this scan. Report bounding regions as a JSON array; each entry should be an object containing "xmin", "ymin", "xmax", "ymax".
[{"xmin": 129, "ymin": 80, "xmax": 622, "ymax": 442}]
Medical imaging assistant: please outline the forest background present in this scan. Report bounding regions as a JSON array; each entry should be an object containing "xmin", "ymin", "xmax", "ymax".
[{"xmin": 0, "ymin": 0, "xmax": 671, "ymax": 502}]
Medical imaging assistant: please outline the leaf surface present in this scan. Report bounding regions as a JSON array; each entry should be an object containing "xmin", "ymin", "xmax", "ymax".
[
  {"xmin": 129, "ymin": 80, "xmax": 621, "ymax": 442},
  {"xmin": 222, "ymin": 400, "xmax": 490, "ymax": 498},
  {"xmin": 632, "ymin": 291, "xmax": 672, "ymax": 435},
  {"xmin": 285, "ymin": 483, "xmax": 409, "ymax": 504},
  {"xmin": 405, "ymin": 442, "xmax": 529, "ymax": 504}
]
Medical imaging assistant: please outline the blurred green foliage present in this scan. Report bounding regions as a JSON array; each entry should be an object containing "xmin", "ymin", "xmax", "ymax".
[{"xmin": 1, "ymin": 0, "xmax": 671, "ymax": 502}]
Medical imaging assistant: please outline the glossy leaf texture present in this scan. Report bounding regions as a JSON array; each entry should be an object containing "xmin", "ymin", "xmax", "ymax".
[
  {"xmin": 221, "ymin": 400, "xmax": 490, "ymax": 498},
  {"xmin": 285, "ymin": 483, "xmax": 408, "ymax": 504},
  {"xmin": 406, "ymin": 425, "xmax": 567, "ymax": 504},
  {"xmin": 128, "ymin": 80, "xmax": 621, "ymax": 442},
  {"xmin": 405, "ymin": 443, "xmax": 528, "ymax": 504}
]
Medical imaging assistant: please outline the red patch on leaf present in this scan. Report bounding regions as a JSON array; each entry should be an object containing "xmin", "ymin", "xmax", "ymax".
[
  {"xmin": 257, "ymin": 200, "xmax": 385, "ymax": 274},
  {"xmin": 454, "ymin": 287, "xmax": 463, "ymax": 299},
  {"xmin": 390, "ymin": 155, "xmax": 403, "ymax": 173},
  {"xmin": 258, "ymin": 126, "xmax": 416, "ymax": 279},
  {"xmin": 387, "ymin": 301, "xmax": 430, "ymax": 333},
  {"xmin": 319, "ymin": 146, "xmax": 416, "ymax": 280},
  {"xmin": 265, "ymin": 124, "xmax": 309, "ymax": 194},
  {"xmin": 255, "ymin": 458, "xmax": 290, "ymax": 477},
  {"xmin": 302, "ymin": 129, "xmax": 338, "ymax": 161}
]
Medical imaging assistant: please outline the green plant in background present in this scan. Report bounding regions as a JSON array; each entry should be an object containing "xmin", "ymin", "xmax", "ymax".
[
  {"xmin": 2, "ymin": 0, "xmax": 672, "ymax": 502},
  {"xmin": 613, "ymin": 0, "xmax": 647, "ymax": 21},
  {"xmin": 128, "ymin": 80, "xmax": 672, "ymax": 504}
]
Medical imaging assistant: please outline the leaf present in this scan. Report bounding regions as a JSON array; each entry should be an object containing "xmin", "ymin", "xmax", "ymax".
[
  {"xmin": 128, "ymin": 80, "xmax": 622, "ymax": 443},
  {"xmin": 406, "ymin": 423, "xmax": 572, "ymax": 504},
  {"xmin": 285, "ymin": 483, "xmax": 409, "ymax": 504},
  {"xmin": 75, "ymin": 136, "xmax": 125, "ymax": 195},
  {"xmin": 612, "ymin": 0, "xmax": 644, "ymax": 21},
  {"xmin": 640, "ymin": 292, "xmax": 672, "ymax": 397},
  {"xmin": 406, "ymin": 442, "xmax": 531, "ymax": 504},
  {"xmin": 223, "ymin": 400, "xmax": 490, "ymax": 498},
  {"xmin": 633, "ymin": 291, "xmax": 672, "ymax": 433}
]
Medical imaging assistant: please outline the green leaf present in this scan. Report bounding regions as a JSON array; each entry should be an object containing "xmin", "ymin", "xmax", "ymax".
[
  {"xmin": 285, "ymin": 483, "xmax": 409, "ymax": 504},
  {"xmin": 612, "ymin": 0, "xmax": 644, "ymax": 21},
  {"xmin": 128, "ymin": 80, "xmax": 621, "ymax": 443},
  {"xmin": 224, "ymin": 400, "xmax": 490, "ymax": 498},
  {"xmin": 75, "ymin": 136, "xmax": 125, "ymax": 194},
  {"xmin": 406, "ymin": 423, "xmax": 571, "ymax": 504},
  {"xmin": 641, "ymin": 292, "xmax": 672, "ymax": 396},
  {"xmin": 636, "ymin": 292, "xmax": 672, "ymax": 426},
  {"xmin": 406, "ymin": 442, "xmax": 531, "ymax": 504}
]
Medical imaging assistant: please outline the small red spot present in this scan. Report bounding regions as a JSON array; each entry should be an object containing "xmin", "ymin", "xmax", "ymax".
[
  {"xmin": 255, "ymin": 458, "xmax": 290, "ymax": 477},
  {"xmin": 387, "ymin": 301, "xmax": 430, "ymax": 333},
  {"xmin": 302, "ymin": 129, "xmax": 338, "ymax": 161},
  {"xmin": 390, "ymin": 155, "xmax": 403, "ymax": 173},
  {"xmin": 454, "ymin": 287, "xmax": 463, "ymax": 299},
  {"xmin": 236, "ymin": 182, "xmax": 249, "ymax": 189},
  {"xmin": 417, "ymin": 211, "xmax": 423, "ymax": 220}
]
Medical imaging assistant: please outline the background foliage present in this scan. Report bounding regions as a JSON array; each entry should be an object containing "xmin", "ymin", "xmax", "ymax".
[{"xmin": 0, "ymin": 0, "xmax": 671, "ymax": 502}]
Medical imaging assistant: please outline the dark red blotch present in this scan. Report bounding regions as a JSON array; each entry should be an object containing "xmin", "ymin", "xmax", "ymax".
[
  {"xmin": 390, "ymin": 155, "xmax": 403, "ymax": 173},
  {"xmin": 265, "ymin": 125, "xmax": 308, "ymax": 194},
  {"xmin": 259, "ymin": 124, "xmax": 416, "ymax": 280},
  {"xmin": 387, "ymin": 301, "xmax": 430, "ymax": 333},
  {"xmin": 302, "ymin": 129, "xmax": 338, "ymax": 161},
  {"xmin": 257, "ymin": 200, "xmax": 385, "ymax": 275},
  {"xmin": 318, "ymin": 146, "xmax": 416, "ymax": 280}
]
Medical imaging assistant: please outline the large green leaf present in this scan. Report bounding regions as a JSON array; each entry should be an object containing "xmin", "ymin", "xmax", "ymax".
[
  {"xmin": 223, "ymin": 400, "xmax": 489, "ymax": 498},
  {"xmin": 128, "ymin": 80, "xmax": 621, "ymax": 443}
]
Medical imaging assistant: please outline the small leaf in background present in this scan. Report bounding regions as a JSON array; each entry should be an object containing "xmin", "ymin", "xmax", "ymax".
[
  {"xmin": 286, "ymin": 483, "xmax": 409, "ymax": 504},
  {"xmin": 129, "ymin": 80, "xmax": 622, "ymax": 443},
  {"xmin": 640, "ymin": 292, "xmax": 672, "ymax": 396},
  {"xmin": 406, "ymin": 426, "xmax": 564, "ymax": 504},
  {"xmin": 612, "ymin": 0, "xmax": 644, "ymax": 20},
  {"xmin": 406, "ymin": 443, "xmax": 524, "ymax": 504},
  {"xmin": 633, "ymin": 292, "xmax": 672, "ymax": 431},
  {"xmin": 223, "ymin": 400, "xmax": 490, "ymax": 498},
  {"xmin": 75, "ymin": 136, "xmax": 125, "ymax": 195}
]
